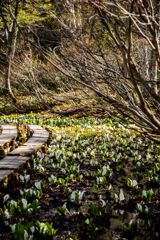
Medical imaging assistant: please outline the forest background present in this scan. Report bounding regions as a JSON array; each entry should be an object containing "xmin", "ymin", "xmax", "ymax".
[{"xmin": 0, "ymin": 0, "xmax": 160, "ymax": 140}]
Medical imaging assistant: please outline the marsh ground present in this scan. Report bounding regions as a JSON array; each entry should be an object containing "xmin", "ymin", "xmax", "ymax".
[{"xmin": 0, "ymin": 114, "xmax": 160, "ymax": 240}]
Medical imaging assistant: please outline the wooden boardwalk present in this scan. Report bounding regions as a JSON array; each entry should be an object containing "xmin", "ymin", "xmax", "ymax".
[{"xmin": 0, "ymin": 124, "xmax": 49, "ymax": 182}]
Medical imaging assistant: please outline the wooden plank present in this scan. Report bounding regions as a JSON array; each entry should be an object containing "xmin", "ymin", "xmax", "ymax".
[
  {"xmin": 8, "ymin": 146, "xmax": 37, "ymax": 156},
  {"xmin": 24, "ymin": 137, "xmax": 48, "ymax": 145},
  {"xmin": 0, "ymin": 169, "xmax": 13, "ymax": 182},
  {"xmin": 0, "ymin": 123, "xmax": 17, "ymax": 146},
  {"xmin": 0, "ymin": 156, "xmax": 29, "ymax": 169},
  {"xmin": 0, "ymin": 156, "xmax": 18, "ymax": 167}
]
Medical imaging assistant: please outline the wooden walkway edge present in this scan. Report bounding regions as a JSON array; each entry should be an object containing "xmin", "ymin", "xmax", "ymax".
[{"xmin": 0, "ymin": 124, "xmax": 49, "ymax": 182}]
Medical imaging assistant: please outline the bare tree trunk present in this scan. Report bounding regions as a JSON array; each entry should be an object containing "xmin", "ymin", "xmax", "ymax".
[
  {"xmin": 158, "ymin": 4, "xmax": 160, "ymax": 97},
  {"xmin": 77, "ymin": 3, "xmax": 82, "ymax": 32},
  {"xmin": 6, "ymin": 26, "xmax": 18, "ymax": 102},
  {"xmin": 66, "ymin": 1, "xmax": 82, "ymax": 32},
  {"xmin": 141, "ymin": 44, "xmax": 150, "ymax": 83},
  {"xmin": 123, "ymin": 62, "xmax": 128, "ymax": 78},
  {"xmin": 0, "ymin": 0, "xmax": 19, "ymax": 103},
  {"xmin": 150, "ymin": 50, "xmax": 158, "ymax": 94},
  {"xmin": 69, "ymin": 3, "xmax": 76, "ymax": 29}
]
